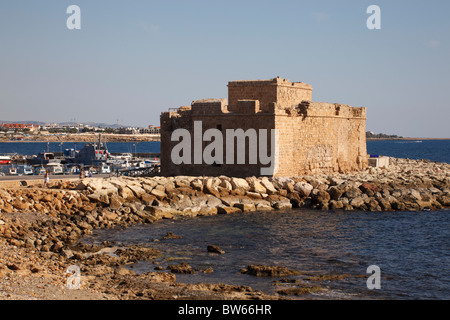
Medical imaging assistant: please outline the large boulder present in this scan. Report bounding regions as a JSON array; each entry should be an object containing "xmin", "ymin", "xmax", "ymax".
[
  {"xmin": 260, "ymin": 179, "xmax": 277, "ymax": 194},
  {"xmin": 311, "ymin": 190, "xmax": 331, "ymax": 205},
  {"xmin": 350, "ymin": 197, "xmax": 365, "ymax": 208},
  {"xmin": 127, "ymin": 184, "xmax": 146, "ymax": 199},
  {"xmin": 174, "ymin": 177, "xmax": 191, "ymax": 188},
  {"xmin": 109, "ymin": 194, "xmax": 124, "ymax": 210},
  {"xmin": 217, "ymin": 205, "xmax": 242, "ymax": 215},
  {"xmin": 234, "ymin": 202, "xmax": 256, "ymax": 212},
  {"xmin": 204, "ymin": 178, "xmax": 221, "ymax": 197},
  {"xmin": 247, "ymin": 178, "xmax": 267, "ymax": 194},
  {"xmin": 150, "ymin": 188, "xmax": 167, "ymax": 200},
  {"xmin": 87, "ymin": 190, "xmax": 110, "ymax": 205},
  {"xmin": 273, "ymin": 199, "xmax": 292, "ymax": 210},
  {"xmin": 220, "ymin": 195, "xmax": 242, "ymax": 207},
  {"xmin": 230, "ymin": 178, "xmax": 250, "ymax": 192},
  {"xmin": 118, "ymin": 186, "xmax": 136, "ymax": 200},
  {"xmin": 294, "ymin": 182, "xmax": 313, "ymax": 197},
  {"xmin": 190, "ymin": 179, "xmax": 203, "ymax": 192},
  {"xmin": 328, "ymin": 186, "xmax": 343, "ymax": 201},
  {"xmin": 145, "ymin": 206, "xmax": 177, "ymax": 220},
  {"xmin": 86, "ymin": 178, "xmax": 118, "ymax": 194}
]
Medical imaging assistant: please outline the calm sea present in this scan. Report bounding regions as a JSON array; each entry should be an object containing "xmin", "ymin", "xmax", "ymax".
[
  {"xmin": 85, "ymin": 209, "xmax": 450, "ymax": 300},
  {"xmin": 367, "ymin": 139, "xmax": 450, "ymax": 164}
]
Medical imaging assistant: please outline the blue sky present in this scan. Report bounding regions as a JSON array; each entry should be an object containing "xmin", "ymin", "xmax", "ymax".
[{"xmin": 0, "ymin": 0, "xmax": 449, "ymax": 137}]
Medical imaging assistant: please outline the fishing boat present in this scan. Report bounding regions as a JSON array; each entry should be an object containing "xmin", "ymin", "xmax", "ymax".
[
  {"xmin": 120, "ymin": 153, "xmax": 133, "ymax": 160},
  {"xmin": 0, "ymin": 155, "xmax": 12, "ymax": 165},
  {"xmin": 27, "ymin": 152, "xmax": 61, "ymax": 166},
  {"xmin": 71, "ymin": 134, "xmax": 110, "ymax": 166},
  {"xmin": 145, "ymin": 158, "xmax": 160, "ymax": 166}
]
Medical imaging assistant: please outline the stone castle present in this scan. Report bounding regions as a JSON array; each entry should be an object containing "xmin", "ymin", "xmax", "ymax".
[{"xmin": 160, "ymin": 77, "xmax": 368, "ymax": 177}]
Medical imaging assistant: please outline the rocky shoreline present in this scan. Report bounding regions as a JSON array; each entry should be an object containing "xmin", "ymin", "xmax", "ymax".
[{"xmin": 0, "ymin": 157, "xmax": 449, "ymax": 300}]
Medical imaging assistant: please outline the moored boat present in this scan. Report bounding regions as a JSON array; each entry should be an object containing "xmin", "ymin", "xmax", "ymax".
[{"xmin": 0, "ymin": 155, "xmax": 12, "ymax": 165}]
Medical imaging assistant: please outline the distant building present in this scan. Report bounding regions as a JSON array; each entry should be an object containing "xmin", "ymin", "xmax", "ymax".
[
  {"xmin": 119, "ymin": 126, "xmax": 160, "ymax": 134},
  {"xmin": 141, "ymin": 125, "xmax": 160, "ymax": 134},
  {"xmin": 0, "ymin": 123, "xmax": 40, "ymax": 132}
]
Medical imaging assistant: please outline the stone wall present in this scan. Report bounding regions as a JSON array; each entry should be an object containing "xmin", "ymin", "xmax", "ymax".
[
  {"xmin": 275, "ymin": 102, "xmax": 367, "ymax": 176},
  {"xmin": 227, "ymin": 77, "xmax": 312, "ymax": 113}
]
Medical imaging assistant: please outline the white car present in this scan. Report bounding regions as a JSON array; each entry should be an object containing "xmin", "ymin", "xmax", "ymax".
[
  {"xmin": 23, "ymin": 167, "xmax": 34, "ymax": 175},
  {"xmin": 101, "ymin": 165, "xmax": 111, "ymax": 174}
]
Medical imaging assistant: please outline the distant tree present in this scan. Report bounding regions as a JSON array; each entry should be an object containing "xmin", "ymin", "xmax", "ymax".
[
  {"xmin": 366, "ymin": 131, "xmax": 403, "ymax": 139},
  {"xmin": 104, "ymin": 127, "xmax": 118, "ymax": 134}
]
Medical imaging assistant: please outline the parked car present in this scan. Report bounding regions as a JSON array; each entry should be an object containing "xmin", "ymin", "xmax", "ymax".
[
  {"xmin": 23, "ymin": 167, "xmax": 34, "ymax": 175},
  {"xmin": 101, "ymin": 164, "xmax": 111, "ymax": 174}
]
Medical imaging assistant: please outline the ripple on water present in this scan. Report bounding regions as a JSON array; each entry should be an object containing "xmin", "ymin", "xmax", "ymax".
[{"xmin": 83, "ymin": 209, "xmax": 450, "ymax": 299}]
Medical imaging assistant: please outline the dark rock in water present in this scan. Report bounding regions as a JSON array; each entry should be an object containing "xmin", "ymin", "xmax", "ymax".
[
  {"xmin": 240, "ymin": 264, "xmax": 299, "ymax": 277},
  {"xmin": 277, "ymin": 286, "xmax": 322, "ymax": 296},
  {"xmin": 329, "ymin": 200, "xmax": 344, "ymax": 210},
  {"xmin": 203, "ymin": 267, "xmax": 214, "ymax": 274},
  {"xmin": 161, "ymin": 232, "xmax": 182, "ymax": 240},
  {"xmin": 207, "ymin": 245, "xmax": 225, "ymax": 254},
  {"xmin": 115, "ymin": 246, "xmax": 161, "ymax": 263},
  {"xmin": 168, "ymin": 262, "xmax": 195, "ymax": 274}
]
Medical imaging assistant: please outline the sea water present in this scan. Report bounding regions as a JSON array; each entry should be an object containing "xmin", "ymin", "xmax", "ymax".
[{"xmin": 84, "ymin": 209, "xmax": 450, "ymax": 299}]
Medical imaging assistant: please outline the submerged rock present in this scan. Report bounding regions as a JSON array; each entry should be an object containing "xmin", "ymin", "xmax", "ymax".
[
  {"xmin": 207, "ymin": 245, "xmax": 225, "ymax": 254},
  {"xmin": 161, "ymin": 232, "xmax": 182, "ymax": 240},
  {"xmin": 168, "ymin": 262, "xmax": 195, "ymax": 274},
  {"xmin": 240, "ymin": 264, "xmax": 300, "ymax": 277}
]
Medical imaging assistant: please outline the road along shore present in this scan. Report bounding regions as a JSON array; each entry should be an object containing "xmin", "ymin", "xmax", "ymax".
[{"xmin": 0, "ymin": 157, "xmax": 449, "ymax": 300}]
